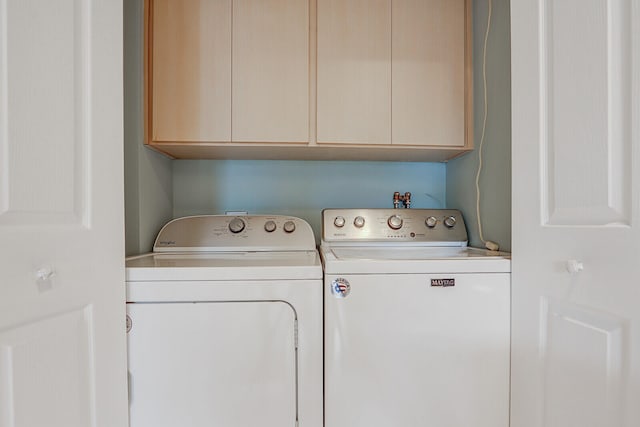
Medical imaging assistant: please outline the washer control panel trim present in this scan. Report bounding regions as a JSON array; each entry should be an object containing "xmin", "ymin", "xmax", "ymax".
[{"xmin": 322, "ymin": 208, "xmax": 468, "ymax": 244}]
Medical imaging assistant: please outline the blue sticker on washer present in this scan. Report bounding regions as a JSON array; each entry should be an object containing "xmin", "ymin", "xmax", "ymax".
[{"xmin": 331, "ymin": 278, "xmax": 351, "ymax": 298}]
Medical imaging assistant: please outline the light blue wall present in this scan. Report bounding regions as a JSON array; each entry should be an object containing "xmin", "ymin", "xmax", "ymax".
[
  {"xmin": 173, "ymin": 160, "xmax": 446, "ymax": 240},
  {"xmin": 447, "ymin": 0, "xmax": 512, "ymax": 251},
  {"xmin": 124, "ymin": 0, "xmax": 173, "ymax": 256}
]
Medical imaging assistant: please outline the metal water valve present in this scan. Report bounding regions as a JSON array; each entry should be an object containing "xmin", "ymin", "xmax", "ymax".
[{"xmin": 393, "ymin": 192, "xmax": 412, "ymax": 208}]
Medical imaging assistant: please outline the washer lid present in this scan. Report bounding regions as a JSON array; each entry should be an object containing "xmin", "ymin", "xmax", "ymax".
[
  {"xmin": 320, "ymin": 245, "xmax": 510, "ymax": 274},
  {"xmin": 329, "ymin": 246, "xmax": 506, "ymax": 260},
  {"xmin": 126, "ymin": 251, "xmax": 322, "ymax": 281}
]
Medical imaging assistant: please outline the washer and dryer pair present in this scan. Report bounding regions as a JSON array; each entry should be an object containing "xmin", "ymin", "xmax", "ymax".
[{"xmin": 126, "ymin": 210, "xmax": 510, "ymax": 427}]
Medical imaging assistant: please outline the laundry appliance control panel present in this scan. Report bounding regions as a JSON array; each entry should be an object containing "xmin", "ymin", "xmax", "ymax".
[
  {"xmin": 153, "ymin": 215, "xmax": 316, "ymax": 252},
  {"xmin": 322, "ymin": 208, "xmax": 468, "ymax": 245}
]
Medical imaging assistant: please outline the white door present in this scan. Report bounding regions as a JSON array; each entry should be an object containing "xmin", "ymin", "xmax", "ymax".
[
  {"xmin": 511, "ymin": 1, "xmax": 640, "ymax": 426},
  {"xmin": 0, "ymin": 1, "xmax": 128, "ymax": 427}
]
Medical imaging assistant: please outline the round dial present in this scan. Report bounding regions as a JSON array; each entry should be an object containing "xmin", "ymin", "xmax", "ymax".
[
  {"xmin": 387, "ymin": 215, "xmax": 403, "ymax": 230},
  {"xmin": 264, "ymin": 220, "xmax": 277, "ymax": 233},
  {"xmin": 353, "ymin": 216, "xmax": 365, "ymax": 228},
  {"xmin": 425, "ymin": 216, "xmax": 438, "ymax": 228},
  {"xmin": 228, "ymin": 217, "xmax": 246, "ymax": 233},
  {"xmin": 334, "ymin": 216, "xmax": 346, "ymax": 228},
  {"xmin": 283, "ymin": 220, "xmax": 296, "ymax": 233},
  {"xmin": 444, "ymin": 216, "xmax": 457, "ymax": 228}
]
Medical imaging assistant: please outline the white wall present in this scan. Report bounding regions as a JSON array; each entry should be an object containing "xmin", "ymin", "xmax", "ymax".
[
  {"xmin": 124, "ymin": 0, "xmax": 173, "ymax": 256},
  {"xmin": 447, "ymin": 0, "xmax": 512, "ymax": 251}
]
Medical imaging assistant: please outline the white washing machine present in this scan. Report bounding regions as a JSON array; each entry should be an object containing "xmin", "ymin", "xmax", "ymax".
[
  {"xmin": 126, "ymin": 215, "xmax": 323, "ymax": 427},
  {"xmin": 320, "ymin": 208, "xmax": 510, "ymax": 427}
]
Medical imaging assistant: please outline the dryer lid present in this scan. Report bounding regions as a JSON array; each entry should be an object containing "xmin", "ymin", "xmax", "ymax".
[{"xmin": 126, "ymin": 250, "xmax": 322, "ymax": 281}]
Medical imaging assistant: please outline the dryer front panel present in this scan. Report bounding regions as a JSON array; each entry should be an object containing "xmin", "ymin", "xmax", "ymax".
[{"xmin": 127, "ymin": 301, "xmax": 297, "ymax": 427}]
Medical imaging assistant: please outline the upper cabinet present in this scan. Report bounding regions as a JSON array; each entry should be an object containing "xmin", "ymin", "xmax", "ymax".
[
  {"xmin": 392, "ymin": 0, "xmax": 468, "ymax": 147},
  {"xmin": 148, "ymin": 0, "xmax": 307, "ymax": 146},
  {"xmin": 145, "ymin": 0, "xmax": 472, "ymax": 161},
  {"xmin": 317, "ymin": 0, "xmax": 392, "ymax": 145},
  {"xmin": 151, "ymin": 0, "xmax": 232, "ymax": 142},
  {"xmin": 317, "ymin": 0, "xmax": 469, "ymax": 148},
  {"xmin": 232, "ymin": 0, "xmax": 309, "ymax": 143}
]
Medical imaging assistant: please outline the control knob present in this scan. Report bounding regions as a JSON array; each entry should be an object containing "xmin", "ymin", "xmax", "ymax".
[
  {"xmin": 264, "ymin": 220, "xmax": 277, "ymax": 233},
  {"xmin": 353, "ymin": 216, "xmax": 365, "ymax": 228},
  {"xmin": 334, "ymin": 216, "xmax": 346, "ymax": 228},
  {"xmin": 425, "ymin": 216, "xmax": 438, "ymax": 228},
  {"xmin": 229, "ymin": 217, "xmax": 246, "ymax": 233},
  {"xmin": 283, "ymin": 220, "xmax": 296, "ymax": 233},
  {"xmin": 444, "ymin": 216, "xmax": 457, "ymax": 228},
  {"xmin": 387, "ymin": 214, "xmax": 403, "ymax": 230}
]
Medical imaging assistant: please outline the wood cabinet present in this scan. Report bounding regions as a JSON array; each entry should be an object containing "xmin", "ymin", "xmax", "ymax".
[
  {"xmin": 316, "ymin": 0, "xmax": 391, "ymax": 145},
  {"xmin": 317, "ymin": 0, "xmax": 470, "ymax": 147},
  {"xmin": 147, "ymin": 0, "xmax": 308, "ymax": 147},
  {"xmin": 150, "ymin": 0, "xmax": 232, "ymax": 142},
  {"xmin": 392, "ymin": 0, "xmax": 468, "ymax": 147},
  {"xmin": 232, "ymin": 0, "xmax": 309, "ymax": 143},
  {"xmin": 145, "ymin": 0, "xmax": 472, "ymax": 161}
]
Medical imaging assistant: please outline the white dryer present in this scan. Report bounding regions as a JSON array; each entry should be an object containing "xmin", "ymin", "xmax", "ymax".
[
  {"xmin": 126, "ymin": 215, "xmax": 322, "ymax": 427},
  {"xmin": 320, "ymin": 208, "xmax": 510, "ymax": 427}
]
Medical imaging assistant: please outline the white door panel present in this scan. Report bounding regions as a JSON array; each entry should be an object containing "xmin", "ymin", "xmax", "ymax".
[
  {"xmin": 0, "ymin": 309, "xmax": 94, "ymax": 427},
  {"xmin": 0, "ymin": 0, "xmax": 86, "ymax": 226},
  {"xmin": 511, "ymin": 0, "xmax": 640, "ymax": 426},
  {"xmin": 540, "ymin": 0, "xmax": 633, "ymax": 226},
  {"xmin": 127, "ymin": 302, "xmax": 298, "ymax": 427},
  {"xmin": 540, "ymin": 299, "xmax": 625, "ymax": 427},
  {"xmin": 0, "ymin": 0, "xmax": 128, "ymax": 426}
]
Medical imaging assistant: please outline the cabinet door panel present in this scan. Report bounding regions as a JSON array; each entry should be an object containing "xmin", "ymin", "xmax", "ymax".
[
  {"xmin": 233, "ymin": 0, "xmax": 309, "ymax": 143},
  {"xmin": 317, "ymin": 0, "xmax": 391, "ymax": 144},
  {"xmin": 152, "ymin": 0, "xmax": 232, "ymax": 142},
  {"xmin": 392, "ymin": 0, "xmax": 466, "ymax": 146}
]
